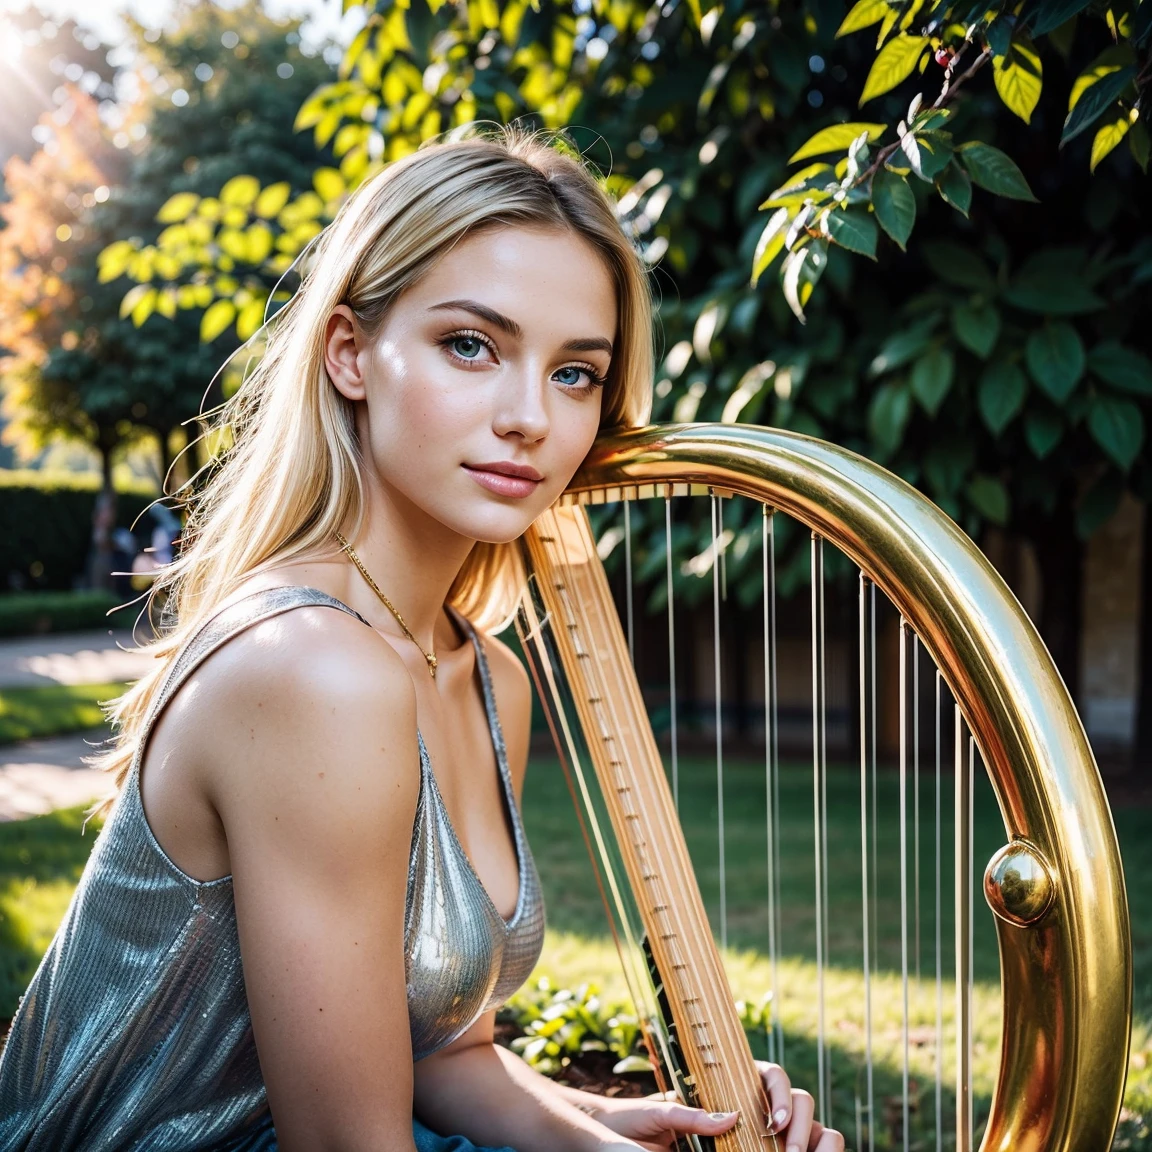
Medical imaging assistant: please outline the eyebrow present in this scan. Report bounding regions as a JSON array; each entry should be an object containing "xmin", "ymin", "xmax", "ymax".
[{"xmin": 427, "ymin": 298, "xmax": 614, "ymax": 357}]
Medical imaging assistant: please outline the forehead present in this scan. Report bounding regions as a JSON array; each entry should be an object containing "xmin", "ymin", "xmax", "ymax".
[{"xmin": 406, "ymin": 225, "xmax": 617, "ymax": 341}]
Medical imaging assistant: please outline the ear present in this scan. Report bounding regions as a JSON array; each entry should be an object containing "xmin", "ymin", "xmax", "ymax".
[{"xmin": 325, "ymin": 304, "xmax": 367, "ymax": 402}]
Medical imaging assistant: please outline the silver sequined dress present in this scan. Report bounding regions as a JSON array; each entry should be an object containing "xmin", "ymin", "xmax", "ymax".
[{"xmin": 0, "ymin": 585, "xmax": 546, "ymax": 1151}]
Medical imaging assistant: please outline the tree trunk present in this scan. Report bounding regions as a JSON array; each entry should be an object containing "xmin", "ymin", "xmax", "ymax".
[
  {"xmin": 1024, "ymin": 502, "xmax": 1085, "ymax": 707},
  {"xmin": 86, "ymin": 436, "xmax": 118, "ymax": 593},
  {"xmin": 1132, "ymin": 502, "xmax": 1152, "ymax": 776}
]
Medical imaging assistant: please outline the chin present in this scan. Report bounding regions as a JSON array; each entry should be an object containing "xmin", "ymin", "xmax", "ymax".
[{"xmin": 440, "ymin": 504, "xmax": 543, "ymax": 546}]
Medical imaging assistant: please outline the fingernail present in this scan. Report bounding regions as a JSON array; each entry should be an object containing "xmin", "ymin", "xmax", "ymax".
[
  {"xmin": 709, "ymin": 1110, "xmax": 739, "ymax": 1121},
  {"xmin": 774, "ymin": 1108, "xmax": 789, "ymax": 1126}
]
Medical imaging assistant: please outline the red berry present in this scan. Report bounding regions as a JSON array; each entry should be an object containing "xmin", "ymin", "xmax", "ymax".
[{"xmin": 935, "ymin": 48, "xmax": 953, "ymax": 67}]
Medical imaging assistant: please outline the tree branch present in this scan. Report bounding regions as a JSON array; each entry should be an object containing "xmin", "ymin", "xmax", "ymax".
[{"xmin": 855, "ymin": 44, "xmax": 994, "ymax": 190}]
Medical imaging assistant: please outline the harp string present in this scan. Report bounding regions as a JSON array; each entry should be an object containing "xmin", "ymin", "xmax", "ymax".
[
  {"xmin": 665, "ymin": 492, "xmax": 679, "ymax": 812},
  {"xmin": 858, "ymin": 572, "xmax": 875, "ymax": 1147},
  {"xmin": 935, "ymin": 668, "xmax": 944, "ymax": 1152},
  {"xmin": 763, "ymin": 506, "xmax": 783, "ymax": 1067},
  {"xmin": 955, "ymin": 705, "xmax": 972, "ymax": 1152},
  {"xmin": 624, "ymin": 498, "xmax": 635, "ymax": 664},
  {"xmin": 811, "ymin": 533, "xmax": 829, "ymax": 1121},
  {"xmin": 713, "ymin": 493, "xmax": 728, "ymax": 954},
  {"xmin": 900, "ymin": 619, "xmax": 911, "ymax": 1152}
]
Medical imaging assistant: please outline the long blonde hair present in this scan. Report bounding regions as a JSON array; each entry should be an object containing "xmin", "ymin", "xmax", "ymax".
[{"xmin": 87, "ymin": 123, "xmax": 655, "ymax": 816}]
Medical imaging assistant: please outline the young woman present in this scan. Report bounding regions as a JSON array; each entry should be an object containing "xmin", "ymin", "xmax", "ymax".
[{"xmin": 0, "ymin": 126, "xmax": 843, "ymax": 1152}]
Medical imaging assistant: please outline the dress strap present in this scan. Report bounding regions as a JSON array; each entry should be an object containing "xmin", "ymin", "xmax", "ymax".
[{"xmin": 136, "ymin": 586, "xmax": 372, "ymax": 757}]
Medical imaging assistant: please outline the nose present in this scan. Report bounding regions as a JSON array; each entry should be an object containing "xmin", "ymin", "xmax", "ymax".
[{"xmin": 492, "ymin": 366, "xmax": 550, "ymax": 443}]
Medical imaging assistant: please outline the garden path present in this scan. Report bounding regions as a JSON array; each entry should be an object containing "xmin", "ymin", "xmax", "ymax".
[{"xmin": 0, "ymin": 630, "xmax": 148, "ymax": 819}]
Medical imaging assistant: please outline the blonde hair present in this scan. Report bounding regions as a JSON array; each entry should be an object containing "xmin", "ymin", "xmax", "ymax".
[{"xmin": 86, "ymin": 123, "xmax": 655, "ymax": 816}]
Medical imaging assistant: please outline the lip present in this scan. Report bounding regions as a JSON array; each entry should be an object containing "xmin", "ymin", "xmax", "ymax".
[
  {"xmin": 462, "ymin": 462, "xmax": 544, "ymax": 499},
  {"xmin": 467, "ymin": 460, "xmax": 544, "ymax": 481}
]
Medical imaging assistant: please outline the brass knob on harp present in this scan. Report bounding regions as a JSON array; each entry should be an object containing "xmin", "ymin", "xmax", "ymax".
[{"xmin": 984, "ymin": 840, "xmax": 1057, "ymax": 927}]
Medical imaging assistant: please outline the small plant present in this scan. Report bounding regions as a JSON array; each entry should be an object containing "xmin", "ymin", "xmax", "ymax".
[{"xmin": 498, "ymin": 977, "xmax": 649, "ymax": 1078}]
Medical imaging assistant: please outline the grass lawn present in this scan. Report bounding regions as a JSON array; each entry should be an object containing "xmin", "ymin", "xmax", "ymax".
[
  {"xmin": 0, "ymin": 682, "xmax": 127, "ymax": 745},
  {"xmin": 0, "ymin": 755, "xmax": 1147, "ymax": 1150}
]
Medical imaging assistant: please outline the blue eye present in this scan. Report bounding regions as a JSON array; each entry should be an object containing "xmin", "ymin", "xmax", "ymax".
[
  {"xmin": 452, "ymin": 336, "xmax": 485, "ymax": 359},
  {"xmin": 555, "ymin": 367, "xmax": 583, "ymax": 386}
]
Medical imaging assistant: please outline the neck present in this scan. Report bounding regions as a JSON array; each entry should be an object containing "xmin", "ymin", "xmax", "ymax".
[{"xmin": 337, "ymin": 482, "xmax": 477, "ymax": 655}]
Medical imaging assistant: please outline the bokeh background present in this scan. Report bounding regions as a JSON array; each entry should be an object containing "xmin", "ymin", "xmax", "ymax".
[{"xmin": 0, "ymin": 0, "xmax": 1150, "ymax": 1146}]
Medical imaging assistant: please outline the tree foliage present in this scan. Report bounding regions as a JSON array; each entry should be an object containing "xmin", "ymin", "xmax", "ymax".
[
  {"xmin": 0, "ymin": 0, "xmax": 337, "ymax": 487},
  {"xmin": 97, "ymin": 0, "xmax": 1151, "ymax": 632}
]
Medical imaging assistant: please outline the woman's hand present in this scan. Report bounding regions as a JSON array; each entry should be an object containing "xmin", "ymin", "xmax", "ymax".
[{"xmin": 585, "ymin": 1060, "xmax": 844, "ymax": 1152}]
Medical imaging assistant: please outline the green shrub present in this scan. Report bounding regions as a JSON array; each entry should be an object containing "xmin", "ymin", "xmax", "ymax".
[
  {"xmin": 0, "ymin": 471, "xmax": 160, "ymax": 595},
  {"xmin": 0, "ymin": 591, "xmax": 137, "ymax": 637},
  {"xmin": 498, "ymin": 978, "xmax": 648, "ymax": 1078}
]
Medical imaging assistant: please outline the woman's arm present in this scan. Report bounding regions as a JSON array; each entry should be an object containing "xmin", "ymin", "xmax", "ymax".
[
  {"xmin": 414, "ymin": 1015, "xmax": 643, "ymax": 1151},
  {"xmin": 206, "ymin": 610, "xmax": 424, "ymax": 1152}
]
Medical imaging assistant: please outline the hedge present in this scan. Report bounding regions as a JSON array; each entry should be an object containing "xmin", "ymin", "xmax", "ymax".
[
  {"xmin": 0, "ymin": 470, "xmax": 162, "ymax": 595},
  {"xmin": 0, "ymin": 590, "xmax": 138, "ymax": 637}
]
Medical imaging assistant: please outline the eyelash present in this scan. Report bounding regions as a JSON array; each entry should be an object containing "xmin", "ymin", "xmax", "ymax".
[{"xmin": 437, "ymin": 328, "xmax": 608, "ymax": 391}]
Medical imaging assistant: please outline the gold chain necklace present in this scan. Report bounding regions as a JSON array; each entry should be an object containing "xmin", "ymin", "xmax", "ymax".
[{"xmin": 334, "ymin": 531, "xmax": 438, "ymax": 679}]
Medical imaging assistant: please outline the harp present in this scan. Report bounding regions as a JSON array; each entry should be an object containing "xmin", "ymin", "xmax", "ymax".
[{"xmin": 514, "ymin": 424, "xmax": 1131, "ymax": 1152}]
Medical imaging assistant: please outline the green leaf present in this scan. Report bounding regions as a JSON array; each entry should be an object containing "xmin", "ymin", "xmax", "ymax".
[
  {"xmin": 993, "ymin": 39, "xmax": 1043, "ymax": 124},
  {"xmin": 985, "ymin": 15, "xmax": 1014, "ymax": 57},
  {"xmin": 978, "ymin": 361, "xmax": 1028, "ymax": 434},
  {"xmin": 789, "ymin": 122, "xmax": 887, "ymax": 164},
  {"xmin": 752, "ymin": 208, "xmax": 790, "ymax": 286},
  {"xmin": 868, "ymin": 379, "xmax": 913, "ymax": 454},
  {"xmin": 118, "ymin": 283, "xmax": 150, "ymax": 320},
  {"xmin": 920, "ymin": 239, "xmax": 996, "ymax": 293},
  {"xmin": 951, "ymin": 302, "xmax": 1001, "ymax": 358},
  {"xmin": 254, "ymin": 182, "xmax": 292, "ymax": 219},
  {"xmin": 899, "ymin": 132, "xmax": 952, "ymax": 183},
  {"xmin": 837, "ymin": 0, "xmax": 890, "ymax": 37},
  {"xmin": 820, "ymin": 207, "xmax": 879, "ymax": 259},
  {"xmin": 910, "ymin": 346, "xmax": 955, "ymax": 416},
  {"xmin": 956, "ymin": 143, "xmax": 1039, "ymax": 202},
  {"xmin": 924, "ymin": 439, "xmax": 975, "ymax": 497},
  {"xmin": 1020, "ymin": 0, "xmax": 1093, "ymax": 38},
  {"xmin": 201, "ymin": 299, "xmax": 237, "ymax": 343},
  {"xmin": 236, "ymin": 299, "xmax": 267, "ymax": 342},
  {"xmin": 868, "ymin": 316, "xmax": 939, "ymax": 377},
  {"xmin": 871, "ymin": 167, "xmax": 916, "ymax": 250},
  {"xmin": 1062, "ymin": 57, "xmax": 1136, "ymax": 146},
  {"xmin": 1088, "ymin": 395, "xmax": 1144, "ymax": 469},
  {"xmin": 612, "ymin": 1054, "xmax": 655, "ymax": 1075},
  {"xmin": 1088, "ymin": 340, "xmax": 1152, "ymax": 394},
  {"xmin": 156, "ymin": 192, "xmax": 200, "ymax": 224},
  {"xmin": 760, "ymin": 163, "xmax": 835, "ymax": 209},
  {"xmin": 935, "ymin": 163, "xmax": 972, "ymax": 216},
  {"xmin": 1090, "ymin": 113, "xmax": 1132, "ymax": 172},
  {"xmin": 1024, "ymin": 407, "xmax": 1064, "ymax": 458},
  {"xmin": 1004, "ymin": 250, "xmax": 1106, "ymax": 315},
  {"xmin": 1130, "ymin": 119, "xmax": 1151, "ymax": 173},
  {"xmin": 220, "ymin": 175, "xmax": 260, "ymax": 208},
  {"xmin": 1025, "ymin": 321, "xmax": 1086, "ymax": 401},
  {"xmin": 781, "ymin": 239, "xmax": 829, "ymax": 323},
  {"xmin": 966, "ymin": 474, "xmax": 1010, "ymax": 524},
  {"xmin": 859, "ymin": 35, "xmax": 929, "ymax": 106}
]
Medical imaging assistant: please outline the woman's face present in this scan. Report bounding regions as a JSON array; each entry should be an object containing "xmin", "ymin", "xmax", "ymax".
[{"xmin": 326, "ymin": 224, "xmax": 616, "ymax": 545}]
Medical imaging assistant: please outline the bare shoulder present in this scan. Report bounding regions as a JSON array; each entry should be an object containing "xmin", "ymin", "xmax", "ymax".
[
  {"xmin": 200, "ymin": 604, "xmax": 420, "ymax": 828},
  {"xmin": 478, "ymin": 631, "xmax": 532, "ymax": 798}
]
